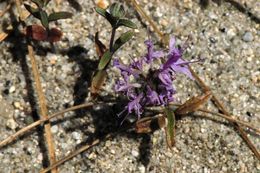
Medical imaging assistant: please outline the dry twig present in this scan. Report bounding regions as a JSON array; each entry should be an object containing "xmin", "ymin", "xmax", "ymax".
[
  {"xmin": 0, "ymin": 103, "xmax": 94, "ymax": 148},
  {"xmin": 28, "ymin": 45, "xmax": 57, "ymax": 173},
  {"xmin": 0, "ymin": 3, "xmax": 11, "ymax": 17},
  {"xmin": 40, "ymin": 134, "xmax": 112, "ymax": 173}
]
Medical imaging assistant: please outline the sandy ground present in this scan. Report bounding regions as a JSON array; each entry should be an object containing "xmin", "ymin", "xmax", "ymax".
[{"xmin": 0, "ymin": 0, "xmax": 259, "ymax": 172}]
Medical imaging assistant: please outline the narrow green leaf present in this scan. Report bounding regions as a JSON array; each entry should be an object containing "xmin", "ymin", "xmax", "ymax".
[
  {"xmin": 95, "ymin": 7, "xmax": 117, "ymax": 27},
  {"xmin": 117, "ymin": 19, "xmax": 137, "ymax": 29},
  {"xmin": 98, "ymin": 51, "xmax": 112, "ymax": 70},
  {"xmin": 24, "ymin": 4, "xmax": 41, "ymax": 19},
  {"xmin": 43, "ymin": 0, "xmax": 51, "ymax": 6},
  {"xmin": 95, "ymin": 7, "xmax": 107, "ymax": 18},
  {"xmin": 48, "ymin": 12, "xmax": 73, "ymax": 22},
  {"xmin": 40, "ymin": 11, "xmax": 49, "ymax": 28},
  {"xmin": 24, "ymin": 4, "xmax": 38, "ymax": 13},
  {"xmin": 32, "ymin": 0, "xmax": 44, "ymax": 8},
  {"xmin": 109, "ymin": 3, "xmax": 125, "ymax": 18},
  {"xmin": 113, "ymin": 31, "xmax": 134, "ymax": 52},
  {"xmin": 164, "ymin": 108, "xmax": 176, "ymax": 147}
]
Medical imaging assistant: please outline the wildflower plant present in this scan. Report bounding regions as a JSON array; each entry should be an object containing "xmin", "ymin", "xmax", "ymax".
[
  {"xmin": 114, "ymin": 37, "xmax": 201, "ymax": 146},
  {"xmin": 114, "ymin": 37, "xmax": 197, "ymax": 119},
  {"xmin": 91, "ymin": 3, "xmax": 137, "ymax": 96},
  {"xmin": 23, "ymin": 0, "xmax": 72, "ymax": 42}
]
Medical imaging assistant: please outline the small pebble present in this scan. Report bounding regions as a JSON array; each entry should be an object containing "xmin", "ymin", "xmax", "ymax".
[
  {"xmin": 138, "ymin": 165, "xmax": 146, "ymax": 173},
  {"xmin": 110, "ymin": 149, "xmax": 115, "ymax": 154},
  {"xmin": 200, "ymin": 128, "xmax": 206, "ymax": 133},
  {"xmin": 131, "ymin": 150, "xmax": 139, "ymax": 157},
  {"xmin": 6, "ymin": 119, "xmax": 18, "ymax": 130},
  {"xmin": 51, "ymin": 125, "xmax": 59, "ymax": 134},
  {"xmin": 72, "ymin": 131, "xmax": 81, "ymax": 140},
  {"xmin": 9, "ymin": 86, "xmax": 16, "ymax": 93},
  {"xmin": 208, "ymin": 12, "xmax": 218, "ymax": 20},
  {"xmin": 242, "ymin": 31, "xmax": 254, "ymax": 42},
  {"xmin": 13, "ymin": 102, "xmax": 21, "ymax": 109}
]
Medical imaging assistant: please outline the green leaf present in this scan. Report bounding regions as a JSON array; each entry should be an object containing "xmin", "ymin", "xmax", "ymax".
[
  {"xmin": 32, "ymin": 0, "xmax": 44, "ymax": 8},
  {"xmin": 95, "ymin": 7, "xmax": 107, "ymax": 18},
  {"xmin": 48, "ymin": 12, "xmax": 73, "ymax": 22},
  {"xmin": 90, "ymin": 70, "xmax": 107, "ymax": 97},
  {"xmin": 39, "ymin": 11, "xmax": 49, "ymax": 28},
  {"xmin": 98, "ymin": 51, "xmax": 112, "ymax": 70},
  {"xmin": 43, "ymin": 0, "xmax": 51, "ymax": 6},
  {"xmin": 95, "ymin": 7, "xmax": 116, "ymax": 26},
  {"xmin": 117, "ymin": 19, "xmax": 137, "ymax": 29},
  {"xmin": 164, "ymin": 107, "xmax": 176, "ymax": 147},
  {"xmin": 113, "ymin": 31, "xmax": 134, "ymax": 52},
  {"xmin": 24, "ymin": 4, "xmax": 40, "ymax": 19},
  {"xmin": 109, "ymin": 3, "xmax": 125, "ymax": 18}
]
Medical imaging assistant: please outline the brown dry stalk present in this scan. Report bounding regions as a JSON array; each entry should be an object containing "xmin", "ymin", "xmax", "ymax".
[
  {"xmin": 40, "ymin": 134, "xmax": 112, "ymax": 173},
  {"xmin": 0, "ymin": 0, "xmax": 30, "ymax": 43},
  {"xmin": 40, "ymin": 103, "xmax": 260, "ymax": 172},
  {"xmin": 1, "ymin": 100, "xmax": 258, "ymax": 149},
  {"xmin": 128, "ymin": 0, "xmax": 260, "ymax": 161},
  {"xmin": 28, "ymin": 45, "xmax": 57, "ymax": 173},
  {"xmin": 149, "ymin": 104, "xmax": 260, "ymax": 135},
  {"xmin": 190, "ymin": 68, "xmax": 260, "ymax": 160},
  {"xmin": 0, "ymin": 103, "xmax": 94, "ymax": 148},
  {"xmin": 197, "ymin": 108, "xmax": 260, "ymax": 135},
  {"xmin": 129, "ymin": 0, "xmax": 168, "ymax": 45},
  {"xmin": 0, "ymin": 3, "xmax": 11, "ymax": 17}
]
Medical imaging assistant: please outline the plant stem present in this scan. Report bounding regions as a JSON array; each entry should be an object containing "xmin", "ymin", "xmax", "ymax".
[{"xmin": 109, "ymin": 27, "xmax": 116, "ymax": 52}]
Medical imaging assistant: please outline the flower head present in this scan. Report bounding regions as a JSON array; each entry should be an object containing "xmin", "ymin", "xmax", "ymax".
[{"xmin": 114, "ymin": 37, "xmax": 199, "ymax": 122}]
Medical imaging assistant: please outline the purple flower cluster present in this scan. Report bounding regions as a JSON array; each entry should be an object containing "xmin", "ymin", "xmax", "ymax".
[{"xmin": 114, "ymin": 37, "xmax": 197, "ymax": 120}]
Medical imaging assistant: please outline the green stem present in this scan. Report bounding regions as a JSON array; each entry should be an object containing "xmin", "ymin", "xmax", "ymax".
[{"xmin": 109, "ymin": 27, "xmax": 116, "ymax": 52}]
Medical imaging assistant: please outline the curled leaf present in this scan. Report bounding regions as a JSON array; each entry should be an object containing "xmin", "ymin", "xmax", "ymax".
[
  {"xmin": 25, "ymin": 25, "xmax": 47, "ymax": 41},
  {"xmin": 47, "ymin": 28, "xmax": 62, "ymax": 42},
  {"xmin": 175, "ymin": 91, "xmax": 211, "ymax": 115},
  {"xmin": 90, "ymin": 70, "xmax": 107, "ymax": 96},
  {"xmin": 135, "ymin": 114, "xmax": 166, "ymax": 133},
  {"xmin": 95, "ymin": 32, "xmax": 107, "ymax": 58},
  {"xmin": 24, "ymin": 25, "xmax": 62, "ymax": 42}
]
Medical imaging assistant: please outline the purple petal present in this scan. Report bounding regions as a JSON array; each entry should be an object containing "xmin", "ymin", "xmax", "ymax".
[
  {"xmin": 169, "ymin": 37, "xmax": 176, "ymax": 51},
  {"xmin": 152, "ymin": 50, "xmax": 164, "ymax": 58},
  {"xmin": 113, "ymin": 59, "xmax": 140, "ymax": 77},
  {"xmin": 158, "ymin": 70, "xmax": 172, "ymax": 86},
  {"xmin": 144, "ymin": 39, "xmax": 164, "ymax": 63},
  {"xmin": 130, "ymin": 58, "xmax": 143, "ymax": 70},
  {"xmin": 171, "ymin": 58, "xmax": 194, "ymax": 79},
  {"xmin": 146, "ymin": 85, "xmax": 160, "ymax": 105},
  {"xmin": 127, "ymin": 93, "xmax": 144, "ymax": 119}
]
